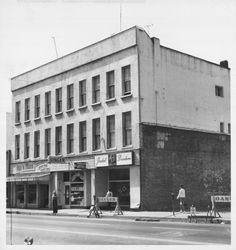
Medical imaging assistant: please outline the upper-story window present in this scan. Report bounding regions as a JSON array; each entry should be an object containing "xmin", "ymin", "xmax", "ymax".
[
  {"xmin": 56, "ymin": 87, "xmax": 62, "ymax": 113},
  {"xmin": 92, "ymin": 118, "xmax": 100, "ymax": 150},
  {"xmin": 79, "ymin": 80, "xmax": 86, "ymax": 107},
  {"xmin": 24, "ymin": 133, "xmax": 30, "ymax": 159},
  {"xmin": 25, "ymin": 98, "xmax": 30, "ymax": 121},
  {"xmin": 67, "ymin": 84, "xmax": 74, "ymax": 110},
  {"xmin": 55, "ymin": 126, "xmax": 62, "ymax": 155},
  {"xmin": 122, "ymin": 65, "xmax": 131, "ymax": 96},
  {"xmin": 34, "ymin": 95, "xmax": 40, "ymax": 118},
  {"xmin": 228, "ymin": 123, "xmax": 231, "ymax": 134},
  {"xmin": 122, "ymin": 111, "xmax": 132, "ymax": 146},
  {"xmin": 15, "ymin": 134, "xmax": 20, "ymax": 160},
  {"xmin": 92, "ymin": 75, "xmax": 100, "ymax": 104},
  {"xmin": 45, "ymin": 91, "xmax": 51, "ymax": 116},
  {"xmin": 107, "ymin": 115, "xmax": 115, "ymax": 149},
  {"xmin": 34, "ymin": 130, "xmax": 40, "ymax": 158},
  {"xmin": 79, "ymin": 121, "xmax": 87, "ymax": 152},
  {"xmin": 220, "ymin": 122, "xmax": 224, "ymax": 133},
  {"xmin": 67, "ymin": 123, "xmax": 74, "ymax": 154},
  {"xmin": 45, "ymin": 128, "xmax": 51, "ymax": 157},
  {"xmin": 106, "ymin": 70, "xmax": 115, "ymax": 99},
  {"xmin": 15, "ymin": 101, "xmax": 21, "ymax": 124},
  {"xmin": 215, "ymin": 85, "xmax": 224, "ymax": 97}
]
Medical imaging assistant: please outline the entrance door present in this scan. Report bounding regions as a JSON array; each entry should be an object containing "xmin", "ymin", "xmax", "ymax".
[
  {"xmin": 39, "ymin": 184, "xmax": 49, "ymax": 208},
  {"xmin": 65, "ymin": 185, "xmax": 70, "ymax": 205}
]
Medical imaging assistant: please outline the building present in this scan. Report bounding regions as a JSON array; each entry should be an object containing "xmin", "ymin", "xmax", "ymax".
[{"xmin": 6, "ymin": 26, "xmax": 230, "ymax": 211}]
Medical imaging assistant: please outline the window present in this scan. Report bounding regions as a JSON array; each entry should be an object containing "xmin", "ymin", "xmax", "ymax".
[
  {"xmin": 92, "ymin": 118, "xmax": 100, "ymax": 150},
  {"xmin": 67, "ymin": 123, "xmax": 74, "ymax": 154},
  {"xmin": 106, "ymin": 70, "xmax": 115, "ymax": 99},
  {"xmin": 55, "ymin": 126, "xmax": 62, "ymax": 155},
  {"xmin": 35, "ymin": 95, "xmax": 40, "ymax": 118},
  {"xmin": 24, "ymin": 133, "xmax": 30, "ymax": 159},
  {"xmin": 123, "ymin": 111, "xmax": 132, "ymax": 146},
  {"xmin": 79, "ymin": 121, "xmax": 87, "ymax": 152},
  {"xmin": 92, "ymin": 75, "xmax": 100, "ymax": 103},
  {"xmin": 56, "ymin": 87, "xmax": 62, "ymax": 113},
  {"xmin": 15, "ymin": 101, "xmax": 21, "ymax": 123},
  {"xmin": 34, "ymin": 130, "xmax": 40, "ymax": 158},
  {"xmin": 67, "ymin": 84, "xmax": 74, "ymax": 110},
  {"xmin": 220, "ymin": 122, "xmax": 224, "ymax": 133},
  {"xmin": 215, "ymin": 86, "xmax": 224, "ymax": 97},
  {"xmin": 45, "ymin": 91, "xmax": 51, "ymax": 116},
  {"xmin": 15, "ymin": 135, "xmax": 20, "ymax": 160},
  {"xmin": 122, "ymin": 65, "xmax": 131, "ymax": 95},
  {"xmin": 79, "ymin": 80, "xmax": 86, "ymax": 107},
  {"xmin": 228, "ymin": 123, "xmax": 231, "ymax": 134},
  {"xmin": 107, "ymin": 115, "xmax": 115, "ymax": 148},
  {"xmin": 28, "ymin": 184, "xmax": 36, "ymax": 204},
  {"xmin": 25, "ymin": 98, "xmax": 30, "ymax": 121},
  {"xmin": 16, "ymin": 184, "xmax": 24, "ymax": 204},
  {"xmin": 45, "ymin": 128, "xmax": 51, "ymax": 157}
]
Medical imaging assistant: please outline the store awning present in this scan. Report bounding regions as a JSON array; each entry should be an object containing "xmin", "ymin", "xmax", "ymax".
[{"xmin": 6, "ymin": 173, "xmax": 50, "ymax": 182}]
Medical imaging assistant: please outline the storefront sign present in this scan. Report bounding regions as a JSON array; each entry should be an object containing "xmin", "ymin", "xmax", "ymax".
[
  {"xmin": 49, "ymin": 163, "xmax": 70, "ymax": 172},
  {"xmin": 116, "ymin": 152, "xmax": 133, "ymax": 165},
  {"xmin": 95, "ymin": 154, "xmax": 109, "ymax": 167},
  {"xmin": 212, "ymin": 195, "xmax": 231, "ymax": 202},
  {"xmin": 97, "ymin": 197, "xmax": 118, "ymax": 202},
  {"xmin": 35, "ymin": 164, "xmax": 50, "ymax": 173},
  {"xmin": 48, "ymin": 155, "xmax": 65, "ymax": 163},
  {"xmin": 73, "ymin": 162, "xmax": 86, "ymax": 170},
  {"xmin": 12, "ymin": 163, "xmax": 35, "ymax": 174}
]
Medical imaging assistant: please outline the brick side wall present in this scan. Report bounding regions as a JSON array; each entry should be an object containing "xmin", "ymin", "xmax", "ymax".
[{"xmin": 140, "ymin": 124, "xmax": 230, "ymax": 211}]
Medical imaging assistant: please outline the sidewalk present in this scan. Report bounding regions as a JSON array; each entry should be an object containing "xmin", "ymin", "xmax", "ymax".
[{"xmin": 6, "ymin": 208, "xmax": 231, "ymax": 224}]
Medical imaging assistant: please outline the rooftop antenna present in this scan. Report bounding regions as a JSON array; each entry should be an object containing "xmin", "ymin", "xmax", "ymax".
[
  {"xmin": 145, "ymin": 24, "xmax": 154, "ymax": 36},
  {"xmin": 120, "ymin": 3, "xmax": 122, "ymax": 31},
  {"xmin": 52, "ymin": 36, "xmax": 58, "ymax": 59}
]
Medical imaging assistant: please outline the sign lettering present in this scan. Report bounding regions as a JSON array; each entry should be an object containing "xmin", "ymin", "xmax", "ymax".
[
  {"xmin": 95, "ymin": 155, "xmax": 109, "ymax": 167},
  {"xmin": 116, "ymin": 152, "xmax": 132, "ymax": 165}
]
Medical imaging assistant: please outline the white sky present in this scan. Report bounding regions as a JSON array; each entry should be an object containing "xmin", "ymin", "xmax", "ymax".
[{"xmin": 0, "ymin": 0, "xmax": 236, "ymax": 249}]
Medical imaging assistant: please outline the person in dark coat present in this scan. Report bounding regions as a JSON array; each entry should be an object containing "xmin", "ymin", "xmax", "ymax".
[{"xmin": 52, "ymin": 191, "xmax": 58, "ymax": 215}]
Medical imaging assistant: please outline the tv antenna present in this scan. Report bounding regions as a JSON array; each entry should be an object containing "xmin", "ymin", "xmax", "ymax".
[{"xmin": 52, "ymin": 36, "xmax": 59, "ymax": 59}]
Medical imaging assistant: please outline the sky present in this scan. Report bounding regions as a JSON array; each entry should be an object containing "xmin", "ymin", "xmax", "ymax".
[{"xmin": 0, "ymin": 0, "xmax": 236, "ymax": 249}]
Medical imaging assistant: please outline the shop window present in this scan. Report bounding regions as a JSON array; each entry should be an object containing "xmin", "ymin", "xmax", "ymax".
[
  {"xmin": 70, "ymin": 171, "xmax": 84, "ymax": 206},
  {"xmin": 28, "ymin": 184, "xmax": 36, "ymax": 204},
  {"xmin": 16, "ymin": 184, "xmax": 24, "ymax": 204}
]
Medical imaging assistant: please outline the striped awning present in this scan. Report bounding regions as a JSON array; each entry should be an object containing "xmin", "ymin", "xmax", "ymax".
[{"xmin": 6, "ymin": 173, "xmax": 50, "ymax": 182}]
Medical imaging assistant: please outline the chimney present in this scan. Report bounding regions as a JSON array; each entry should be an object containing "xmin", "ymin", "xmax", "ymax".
[{"xmin": 220, "ymin": 60, "xmax": 229, "ymax": 69}]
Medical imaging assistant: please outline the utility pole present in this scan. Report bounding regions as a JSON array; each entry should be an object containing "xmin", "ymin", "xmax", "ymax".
[{"xmin": 52, "ymin": 37, "xmax": 58, "ymax": 59}]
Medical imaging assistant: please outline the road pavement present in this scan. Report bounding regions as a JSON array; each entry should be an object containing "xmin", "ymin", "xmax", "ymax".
[{"xmin": 6, "ymin": 213, "xmax": 230, "ymax": 245}]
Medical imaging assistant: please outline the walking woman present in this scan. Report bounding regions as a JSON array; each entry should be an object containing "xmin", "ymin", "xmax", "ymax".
[{"xmin": 52, "ymin": 191, "xmax": 58, "ymax": 215}]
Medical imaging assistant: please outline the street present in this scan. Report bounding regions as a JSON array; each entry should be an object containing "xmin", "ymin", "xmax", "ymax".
[{"xmin": 6, "ymin": 214, "xmax": 230, "ymax": 245}]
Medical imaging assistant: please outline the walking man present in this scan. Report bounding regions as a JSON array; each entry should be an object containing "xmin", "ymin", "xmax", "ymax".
[{"xmin": 177, "ymin": 184, "xmax": 185, "ymax": 212}]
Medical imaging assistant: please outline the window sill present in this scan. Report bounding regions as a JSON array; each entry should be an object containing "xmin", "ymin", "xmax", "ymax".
[
  {"xmin": 78, "ymin": 105, "xmax": 88, "ymax": 111},
  {"xmin": 106, "ymin": 147, "xmax": 117, "ymax": 152},
  {"xmin": 122, "ymin": 145, "xmax": 133, "ymax": 150},
  {"xmin": 105, "ymin": 98, "xmax": 116, "ymax": 103},
  {"xmin": 121, "ymin": 93, "xmax": 133, "ymax": 99},
  {"xmin": 15, "ymin": 122, "xmax": 21, "ymax": 126},
  {"xmin": 66, "ymin": 153, "xmax": 75, "ymax": 157},
  {"xmin": 79, "ymin": 151, "xmax": 88, "ymax": 155},
  {"xmin": 44, "ymin": 114, "xmax": 52, "ymax": 119},
  {"xmin": 66, "ymin": 108, "xmax": 75, "ymax": 113},
  {"xmin": 55, "ymin": 111, "xmax": 63, "ymax": 116},
  {"xmin": 24, "ymin": 120, "xmax": 31, "ymax": 124},
  {"xmin": 34, "ymin": 117, "xmax": 41, "ymax": 122},
  {"xmin": 92, "ymin": 149, "xmax": 102, "ymax": 153},
  {"xmin": 91, "ymin": 102, "xmax": 101, "ymax": 107}
]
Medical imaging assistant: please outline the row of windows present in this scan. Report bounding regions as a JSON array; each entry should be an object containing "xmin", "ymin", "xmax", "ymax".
[
  {"xmin": 15, "ymin": 65, "xmax": 131, "ymax": 124},
  {"xmin": 15, "ymin": 112, "xmax": 132, "ymax": 160}
]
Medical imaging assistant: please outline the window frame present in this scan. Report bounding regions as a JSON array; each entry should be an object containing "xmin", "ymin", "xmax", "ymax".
[
  {"xmin": 220, "ymin": 122, "xmax": 224, "ymax": 133},
  {"xmin": 55, "ymin": 87, "xmax": 62, "ymax": 113},
  {"xmin": 34, "ymin": 130, "xmax": 40, "ymax": 158},
  {"xmin": 67, "ymin": 84, "xmax": 74, "ymax": 110},
  {"xmin": 79, "ymin": 121, "xmax": 87, "ymax": 152},
  {"xmin": 122, "ymin": 65, "xmax": 131, "ymax": 96},
  {"xmin": 24, "ymin": 133, "xmax": 30, "ymax": 159},
  {"xmin": 15, "ymin": 101, "xmax": 21, "ymax": 123},
  {"xmin": 215, "ymin": 85, "xmax": 224, "ymax": 97},
  {"xmin": 106, "ymin": 70, "xmax": 115, "ymax": 99},
  {"xmin": 34, "ymin": 95, "xmax": 40, "ymax": 118},
  {"xmin": 24, "ymin": 98, "xmax": 30, "ymax": 121},
  {"xmin": 122, "ymin": 111, "xmax": 132, "ymax": 146},
  {"xmin": 67, "ymin": 123, "xmax": 74, "ymax": 154},
  {"xmin": 45, "ymin": 91, "xmax": 51, "ymax": 116},
  {"xmin": 92, "ymin": 75, "xmax": 100, "ymax": 104},
  {"xmin": 15, "ymin": 134, "xmax": 20, "ymax": 160},
  {"xmin": 45, "ymin": 128, "xmax": 51, "ymax": 157},
  {"xmin": 79, "ymin": 80, "xmax": 87, "ymax": 107},
  {"xmin": 55, "ymin": 126, "xmax": 62, "ymax": 155},
  {"xmin": 92, "ymin": 118, "xmax": 100, "ymax": 151},
  {"xmin": 107, "ymin": 115, "xmax": 115, "ymax": 149}
]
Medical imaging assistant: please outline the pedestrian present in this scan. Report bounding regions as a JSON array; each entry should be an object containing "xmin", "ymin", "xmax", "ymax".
[
  {"xmin": 176, "ymin": 184, "xmax": 185, "ymax": 212},
  {"xmin": 105, "ymin": 189, "xmax": 113, "ymax": 211},
  {"xmin": 52, "ymin": 191, "xmax": 58, "ymax": 215}
]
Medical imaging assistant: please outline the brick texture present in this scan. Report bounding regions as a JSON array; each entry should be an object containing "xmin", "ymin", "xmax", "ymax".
[{"xmin": 140, "ymin": 124, "xmax": 230, "ymax": 211}]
